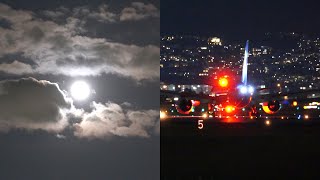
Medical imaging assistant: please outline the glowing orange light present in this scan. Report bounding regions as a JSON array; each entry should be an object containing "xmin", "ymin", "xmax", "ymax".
[
  {"xmin": 160, "ymin": 111, "xmax": 166, "ymax": 120},
  {"xmin": 292, "ymin": 101, "xmax": 298, "ymax": 106},
  {"xmin": 265, "ymin": 120, "xmax": 271, "ymax": 126},
  {"xmin": 218, "ymin": 77, "xmax": 228, "ymax": 88},
  {"xmin": 202, "ymin": 113, "xmax": 208, "ymax": 119},
  {"xmin": 225, "ymin": 105, "xmax": 235, "ymax": 113}
]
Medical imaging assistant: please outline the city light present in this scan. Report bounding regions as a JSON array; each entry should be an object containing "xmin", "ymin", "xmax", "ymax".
[
  {"xmin": 303, "ymin": 105, "xmax": 317, "ymax": 109},
  {"xmin": 292, "ymin": 101, "xmax": 298, "ymax": 106},
  {"xmin": 202, "ymin": 113, "xmax": 208, "ymax": 119}
]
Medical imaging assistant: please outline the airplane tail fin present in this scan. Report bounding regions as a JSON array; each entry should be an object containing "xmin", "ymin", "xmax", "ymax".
[{"xmin": 241, "ymin": 40, "xmax": 249, "ymax": 85}]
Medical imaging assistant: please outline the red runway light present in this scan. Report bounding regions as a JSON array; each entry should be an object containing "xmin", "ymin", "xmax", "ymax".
[
  {"xmin": 225, "ymin": 105, "xmax": 235, "ymax": 113},
  {"xmin": 191, "ymin": 100, "xmax": 201, "ymax": 106},
  {"xmin": 218, "ymin": 77, "xmax": 228, "ymax": 88}
]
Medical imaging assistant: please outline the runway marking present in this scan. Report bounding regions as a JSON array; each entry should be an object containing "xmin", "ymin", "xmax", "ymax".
[{"xmin": 198, "ymin": 119, "xmax": 204, "ymax": 129}]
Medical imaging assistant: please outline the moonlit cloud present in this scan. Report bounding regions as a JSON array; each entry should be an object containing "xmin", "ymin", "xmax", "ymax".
[
  {"xmin": 74, "ymin": 102, "xmax": 159, "ymax": 138},
  {"xmin": 0, "ymin": 2, "xmax": 159, "ymax": 139},
  {"xmin": 0, "ymin": 77, "xmax": 159, "ymax": 138},
  {"xmin": 0, "ymin": 60, "xmax": 33, "ymax": 74},
  {"xmin": 0, "ymin": 2, "xmax": 159, "ymax": 81},
  {"xmin": 0, "ymin": 0, "xmax": 159, "ymax": 178},
  {"xmin": 56, "ymin": 134, "xmax": 67, "ymax": 139}
]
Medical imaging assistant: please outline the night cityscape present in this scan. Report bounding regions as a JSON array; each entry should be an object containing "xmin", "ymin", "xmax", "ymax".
[
  {"xmin": 161, "ymin": 32, "xmax": 320, "ymax": 94},
  {"xmin": 161, "ymin": 0, "xmax": 320, "ymax": 179}
]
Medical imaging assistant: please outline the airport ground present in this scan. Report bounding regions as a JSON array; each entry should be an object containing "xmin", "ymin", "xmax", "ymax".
[{"xmin": 161, "ymin": 118, "xmax": 320, "ymax": 179}]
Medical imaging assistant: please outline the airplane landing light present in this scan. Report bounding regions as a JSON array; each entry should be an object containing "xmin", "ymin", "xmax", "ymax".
[
  {"xmin": 160, "ymin": 111, "xmax": 167, "ymax": 120},
  {"xmin": 240, "ymin": 86, "xmax": 247, "ymax": 94},
  {"xmin": 238, "ymin": 85, "xmax": 254, "ymax": 95}
]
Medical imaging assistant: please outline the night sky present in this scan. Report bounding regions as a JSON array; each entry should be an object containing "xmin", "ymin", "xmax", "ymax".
[
  {"xmin": 0, "ymin": 0, "xmax": 159, "ymax": 179},
  {"xmin": 161, "ymin": 0, "xmax": 320, "ymax": 40}
]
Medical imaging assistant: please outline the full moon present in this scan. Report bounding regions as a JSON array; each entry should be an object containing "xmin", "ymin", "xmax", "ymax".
[{"xmin": 70, "ymin": 81, "xmax": 90, "ymax": 100}]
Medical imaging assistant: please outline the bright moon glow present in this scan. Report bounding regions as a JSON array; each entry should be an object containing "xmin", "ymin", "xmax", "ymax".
[{"xmin": 71, "ymin": 81, "xmax": 90, "ymax": 100}]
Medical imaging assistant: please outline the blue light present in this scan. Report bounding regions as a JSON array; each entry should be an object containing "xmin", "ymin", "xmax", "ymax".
[
  {"xmin": 283, "ymin": 100, "xmax": 289, "ymax": 105},
  {"xmin": 248, "ymin": 86, "xmax": 254, "ymax": 94},
  {"xmin": 238, "ymin": 85, "xmax": 254, "ymax": 95},
  {"xmin": 240, "ymin": 86, "xmax": 248, "ymax": 94}
]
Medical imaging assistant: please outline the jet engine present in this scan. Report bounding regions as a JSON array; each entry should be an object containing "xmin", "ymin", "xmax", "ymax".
[
  {"xmin": 262, "ymin": 100, "xmax": 281, "ymax": 114},
  {"xmin": 175, "ymin": 98, "xmax": 201, "ymax": 114}
]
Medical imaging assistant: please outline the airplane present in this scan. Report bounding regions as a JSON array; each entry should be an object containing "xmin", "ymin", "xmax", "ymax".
[
  {"xmin": 209, "ymin": 40, "xmax": 257, "ymax": 122},
  {"xmin": 160, "ymin": 41, "xmax": 254, "ymax": 118},
  {"xmin": 160, "ymin": 40, "xmax": 320, "ymax": 124},
  {"xmin": 160, "ymin": 40, "xmax": 255, "ymax": 121},
  {"xmin": 212, "ymin": 40, "xmax": 320, "ymax": 123}
]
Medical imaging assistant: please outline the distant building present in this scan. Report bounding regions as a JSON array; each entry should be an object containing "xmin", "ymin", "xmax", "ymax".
[
  {"xmin": 261, "ymin": 46, "xmax": 272, "ymax": 55},
  {"xmin": 160, "ymin": 83, "xmax": 213, "ymax": 95},
  {"xmin": 208, "ymin": 37, "xmax": 222, "ymax": 46}
]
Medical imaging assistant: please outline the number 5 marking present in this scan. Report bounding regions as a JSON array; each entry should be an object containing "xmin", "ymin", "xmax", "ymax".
[{"xmin": 198, "ymin": 119, "xmax": 204, "ymax": 129}]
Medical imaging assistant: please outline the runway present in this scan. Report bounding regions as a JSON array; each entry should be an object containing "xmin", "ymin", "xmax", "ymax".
[{"xmin": 161, "ymin": 118, "xmax": 320, "ymax": 179}]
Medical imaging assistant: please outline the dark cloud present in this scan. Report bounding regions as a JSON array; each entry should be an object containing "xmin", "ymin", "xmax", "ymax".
[
  {"xmin": 120, "ymin": 2, "xmax": 159, "ymax": 21},
  {"xmin": 42, "ymin": 8, "xmax": 67, "ymax": 19},
  {"xmin": 38, "ymin": 2, "xmax": 159, "ymax": 46},
  {"xmin": 0, "ymin": 17, "xmax": 11, "ymax": 29},
  {"xmin": 24, "ymin": 26, "xmax": 45, "ymax": 42},
  {"xmin": 42, "ymin": 2, "xmax": 159, "ymax": 23},
  {"xmin": 0, "ymin": 77, "xmax": 73, "ymax": 132}
]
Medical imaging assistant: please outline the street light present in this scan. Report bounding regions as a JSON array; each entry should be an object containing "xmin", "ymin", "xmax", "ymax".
[{"xmin": 277, "ymin": 83, "xmax": 281, "ymax": 93}]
